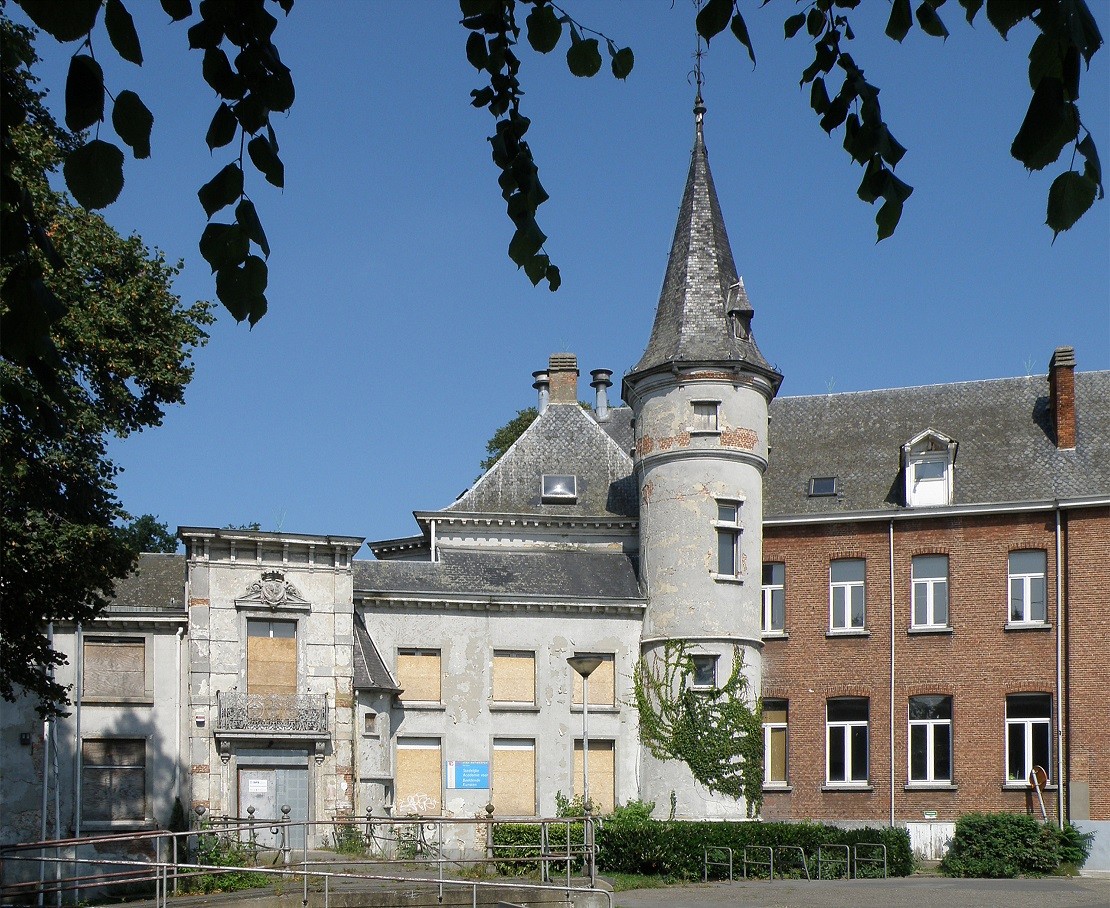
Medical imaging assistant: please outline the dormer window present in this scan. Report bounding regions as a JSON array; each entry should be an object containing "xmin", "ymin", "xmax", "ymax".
[
  {"xmin": 541, "ymin": 474, "xmax": 577, "ymax": 503},
  {"xmin": 903, "ymin": 429, "xmax": 957, "ymax": 507},
  {"xmin": 808, "ymin": 477, "xmax": 838, "ymax": 497}
]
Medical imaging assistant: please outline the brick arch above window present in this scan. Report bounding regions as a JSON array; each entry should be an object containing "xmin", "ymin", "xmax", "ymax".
[
  {"xmin": 903, "ymin": 683, "xmax": 956, "ymax": 699},
  {"xmin": 823, "ymin": 683, "xmax": 873, "ymax": 700}
]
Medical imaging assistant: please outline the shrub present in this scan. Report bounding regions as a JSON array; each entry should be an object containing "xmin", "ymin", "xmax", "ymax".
[
  {"xmin": 939, "ymin": 813, "xmax": 1090, "ymax": 878},
  {"xmin": 186, "ymin": 832, "xmax": 269, "ymax": 893}
]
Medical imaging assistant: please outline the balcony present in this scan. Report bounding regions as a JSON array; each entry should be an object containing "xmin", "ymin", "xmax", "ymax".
[{"xmin": 215, "ymin": 690, "xmax": 329, "ymax": 739}]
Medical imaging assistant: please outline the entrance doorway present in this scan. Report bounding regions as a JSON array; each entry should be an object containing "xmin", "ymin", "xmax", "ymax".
[{"xmin": 237, "ymin": 762, "xmax": 308, "ymax": 849}]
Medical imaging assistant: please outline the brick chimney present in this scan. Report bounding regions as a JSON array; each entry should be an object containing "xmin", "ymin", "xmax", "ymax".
[
  {"xmin": 1048, "ymin": 346, "xmax": 1076, "ymax": 449},
  {"xmin": 548, "ymin": 353, "xmax": 579, "ymax": 404}
]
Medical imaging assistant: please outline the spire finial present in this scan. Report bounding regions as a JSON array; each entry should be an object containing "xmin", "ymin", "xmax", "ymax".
[{"xmin": 692, "ymin": 34, "xmax": 706, "ymax": 131}]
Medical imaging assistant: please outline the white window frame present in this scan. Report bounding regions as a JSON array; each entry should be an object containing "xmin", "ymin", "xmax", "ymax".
[
  {"xmin": 689, "ymin": 400, "xmax": 720, "ymax": 434},
  {"xmin": 1005, "ymin": 694, "xmax": 1052, "ymax": 784},
  {"xmin": 761, "ymin": 562, "xmax": 785, "ymax": 634},
  {"xmin": 1008, "ymin": 550, "xmax": 1047, "ymax": 625},
  {"xmin": 762, "ymin": 699, "xmax": 788, "ymax": 787},
  {"xmin": 712, "ymin": 499, "xmax": 742, "ymax": 580},
  {"xmin": 690, "ymin": 654, "xmax": 718, "ymax": 690},
  {"xmin": 826, "ymin": 698, "xmax": 869, "ymax": 785},
  {"xmin": 911, "ymin": 555, "xmax": 949, "ymax": 629},
  {"xmin": 908, "ymin": 695, "xmax": 953, "ymax": 784},
  {"xmin": 829, "ymin": 559, "xmax": 866, "ymax": 631}
]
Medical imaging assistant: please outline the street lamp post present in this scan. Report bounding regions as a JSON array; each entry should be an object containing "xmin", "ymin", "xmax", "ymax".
[{"xmin": 567, "ymin": 653, "xmax": 603, "ymax": 887}]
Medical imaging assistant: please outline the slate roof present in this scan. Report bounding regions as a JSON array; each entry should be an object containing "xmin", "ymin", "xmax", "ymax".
[
  {"xmin": 765, "ymin": 371, "xmax": 1110, "ymax": 518},
  {"xmin": 354, "ymin": 549, "xmax": 643, "ymax": 602},
  {"xmin": 627, "ymin": 113, "xmax": 778, "ymax": 384},
  {"xmin": 596, "ymin": 405, "xmax": 634, "ymax": 455},
  {"xmin": 353, "ymin": 612, "xmax": 400, "ymax": 690},
  {"xmin": 107, "ymin": 553, "xmax": 186, "ymax": 612},
  {"xmin": 445, "ymin": 402, "xmax": 637, "ymax": 518}
]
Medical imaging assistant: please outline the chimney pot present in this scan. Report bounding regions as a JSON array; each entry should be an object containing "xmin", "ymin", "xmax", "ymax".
[
  {"xmin": 1048, "ymin": 346, "xmax": 1077, "ymax": 449},
  {"xmin": 547, "ymin": 353, "xmax": 579, "ymax": 404},
  {"xmin": 590, "ymin": 369, "xmax": 613, "ymax": 421},
  {"xmin": 532, "ymin": 370, "xmax": 550, "ymax": 414}
]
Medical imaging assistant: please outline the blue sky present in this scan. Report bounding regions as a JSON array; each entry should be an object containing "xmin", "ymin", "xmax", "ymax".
[{"xmin": 13, "ymin": 2, "xmax": 1109, "ymax": 548}]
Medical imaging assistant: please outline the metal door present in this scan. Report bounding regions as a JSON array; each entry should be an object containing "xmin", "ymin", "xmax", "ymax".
[{"xmin": 238, "ymin": 767, "xmax": 307, "ymax": 849}]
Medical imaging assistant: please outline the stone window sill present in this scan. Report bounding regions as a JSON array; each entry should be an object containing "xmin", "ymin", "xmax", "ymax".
[
  {"xmin": 763, "ymin": 784, "xmax": 793, "ymax": 793},
  {"xmin": 710, "ymin": 573, "xmax": 744, "ymax": 584},
  {"xmin": 907, "ymin": 626, "xmax": 953, "ymax": 636},
  {"xmin": 761, "ymin": 631, "xmax": 789, "ymax": 641},
  {"xmin": 489, "ymin": 703, "xmax": 540, "ymax": 713},
  {"xmin": 904, "ymin": 783, "xmax": 958, "ymax": 791},
  {"xmin": 821, "ymin": 784, "xmax": 874, "ymax": 792},
  {"xmin": 570, "ymin": 705, "xmax": 620, "ymax": 715},
  {"xmin": 1003, "ymin": 782, "xmax": 1057, "ymax": 791},
  {"xmin": 825, "ymin": 629, "xmax": 870, "ymax": 639},
  {"xmin": 398, "ymin": 702, "xmax": 446, "ymax": 712},
  {"xmin": 1004, "ymin": 622, "xmax": 1052, "ymax": 632}
]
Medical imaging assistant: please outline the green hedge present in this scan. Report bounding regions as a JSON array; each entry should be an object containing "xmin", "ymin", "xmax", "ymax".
[
  {"xmin": 492, "ymin": 819, "xmax": 912, "ymax": 880},
  {"xmin": 939, "ymin": 813, "xmax": 1093, "ymax": 878}
]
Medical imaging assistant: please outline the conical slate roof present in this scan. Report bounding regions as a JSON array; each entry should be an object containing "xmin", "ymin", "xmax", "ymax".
[{"xmin": 627, "ymin": 103, "xmax": 779, "ymax": 385}]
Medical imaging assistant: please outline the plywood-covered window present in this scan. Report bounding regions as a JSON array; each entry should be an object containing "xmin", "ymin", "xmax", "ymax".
[
  {"xmin": 571, "ymin": 653, "xmax": 615, "ymax": 707},
  {"xmin": 492, "ymin": 651, "xmax": 535, "ymax": 704},
  {"xmin": 572, "ymin": 740, "xmax": 615, "ymax": 814},
  {"xmin": 397, "ymin": 649, "xmax": 441, "ymax": 703},
  {"xmin": 493, "ymin": 739, "xmax": 536, "ymax": 816},
  {"xmin": 395, "ymin": 738, "xmax": 442, "ymax": 815},
  {"xmin": 81, "ymin": 738, "xmax": 146, "ymax": 823},
  {"xmin": 247, "ymin": 619, "xmax": 297, "ymax": 695},
  {"xmin": 83, "ymin": 638, "xmax": 148, "ymax": 701}
]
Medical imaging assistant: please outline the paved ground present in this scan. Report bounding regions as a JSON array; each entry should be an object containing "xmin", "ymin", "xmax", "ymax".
[{"xmin": 613, "ymin": 875, "xmax": 1110, "ymax": 908}]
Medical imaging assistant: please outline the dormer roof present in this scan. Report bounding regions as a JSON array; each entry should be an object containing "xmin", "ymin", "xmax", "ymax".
[{"xmin": 625, "ymin": 103, "xmax": 780, "ymax": 393}]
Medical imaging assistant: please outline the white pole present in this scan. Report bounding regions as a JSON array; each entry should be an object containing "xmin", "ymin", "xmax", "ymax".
[{"xmin": 582, "ymin": 674, "xmax": 590, "ymax": 809}]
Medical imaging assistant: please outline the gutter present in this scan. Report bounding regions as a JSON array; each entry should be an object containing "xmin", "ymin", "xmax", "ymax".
[
  {"xmin": 1055, "ymin": 506, "xmax": 1065, "ymax": 828},
  {"xmin": 765, "ymin": 495, "xmax": 1110, "ymax": 526},
  {"xmin": 889, "ymin": 519, "xmax": 896, "ymax": 828}
]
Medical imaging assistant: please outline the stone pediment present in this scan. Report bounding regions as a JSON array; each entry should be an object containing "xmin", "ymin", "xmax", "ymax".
[{"xmin": 235, "ymin": 571, "xmax": 311, "ymax": 611}]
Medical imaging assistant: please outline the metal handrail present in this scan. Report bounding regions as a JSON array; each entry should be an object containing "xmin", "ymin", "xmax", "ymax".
[
  {"xmin": 852, "ymin": 841, "xmax": 888, "ymax": 878},
  {"xmin": 773, "ymin": 845, "xmax": 811, "ymax": 880},
  {"xmin": 703, "ymin": 846, "xmax": 734, "ymax": 882},
  {"xmin": 818, "ymin": 842, "xmax": 850, "ymax": 879},
  {"xmin": 742, "ymin": 844, "xmax": 773, "ymax": 880}
]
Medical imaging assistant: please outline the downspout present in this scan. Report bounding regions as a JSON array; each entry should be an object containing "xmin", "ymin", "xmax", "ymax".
[
  {"xmin": 889, "ymin": 519, "xmax": 896, "ymax": 828},
  {"xmin": 39, "ymin": 623, "xmax": 54, "ymax": 907},
  {"xmin": 430, "ymin": 519, "xmax": 437, "ymax": 563},
  {"xmin": 74, "ymin": 623, "xmax": 83, "ymax": 838},
  {"xmin": 175, "ymin": 626, "xmax": 185, "ymax": 803},
  {"xmin": 1055, "ymin": 506, "xmax": 1064, "ymax": 828}
]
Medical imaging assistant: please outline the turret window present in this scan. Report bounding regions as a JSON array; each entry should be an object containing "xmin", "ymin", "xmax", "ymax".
[
  {"xmin": 713, "ymin": 500, "xmax": 742, "ymax": 580},
  {"xmin": 690, "ymin": 400, "xmax": 720, "ymax": 433}
]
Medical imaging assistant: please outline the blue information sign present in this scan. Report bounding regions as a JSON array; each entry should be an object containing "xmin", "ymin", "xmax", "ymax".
[{"xmin": 446, "ymin": 761, "xmax": 490, "ymax": 790}]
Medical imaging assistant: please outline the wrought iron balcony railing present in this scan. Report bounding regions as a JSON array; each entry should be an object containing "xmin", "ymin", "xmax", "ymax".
[{"xmin": 216, "ymin": 690, "xmax": 329, "ymax": 736}]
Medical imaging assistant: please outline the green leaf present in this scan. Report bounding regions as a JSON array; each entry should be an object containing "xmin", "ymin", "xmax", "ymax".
[
  {"xmin": 1061, "ymin": 0, "xmax": 1103, "ymax": 66},
  {"xmin": 465, "ymin": 31, "xmax": 488, "ymax": 69},
  {"xmin": 545, "ymin": 264, "xmax": 561, "ymax": 291},
  {"xmin": 807, "ymin": 8, "xmax": 826, "ymax": 38},
  {"xmin": 234, "ymin": 94, "xmax": 268, "ymax": 134},
  {"xmin": 986, "ymin": 0, "xmax": 1037, "ymax": 39},
  {"xmin": 730, "ymin": 12, "xmax": 756, "ymax": 66},
  {"xmin": 1077, "ymin": 133, "xmax": 1104, "ymax": 197},
  {"xmin": 64, "ymin": 140, "xmax": 125, "ymax": 209},
  {"xmin": 1028, "ymin": 33, "xmax": 1065, "ymax": 91},
  {"xmin": 810, "ymin": 77, "xmax": 831, "ymax": 114},
  {"xmin": 1046, "ymin": 170, "xmax": 1098, "ymax": 237},
  {"xmin": 916, "ymin": 2, "xmax": 949, "ymax": 39},
  {"xmin": 187, "ymin": 18, "xmax": 223, "ymax": 50},
  {"xmin": 957, "ymin": 0, "xmax": 984, "ymax": 24},
  {"xmin": 206, "ymin": 103, "xmax": 238, "ymax": 150},
  {"xmin": 199, "ymin": 222, "xmax": 249, "ymax": 272},
  {"xmin": 523, "ymin": 253, "xmax": 550, "ymax": 286},
  {"xmin": 203, "ymin": 48, "xmax": 244, "ymax": 99},
  {"xmin": 784, "ymin": 13, "xmax": 807, "ymax": 38},
  {"xmin": 526, "ymin": 4, "xmax": 562, "ymax": 54},
  {"xmin": 247, "ymin": 135, "xmax": 284, "ymax": 188},
  {"xmin": 160, "ymin": 0, "xmax": 193, "ymax": 22},
  {"xmin": 508, "ymin": 219, "xmax": 546, "ymax": 266},
  {"xmin": 566, "ymin": 36, "xmax": 602, "ymax": 78},
  {"xmin": 216, "ymin": 256, "xmax": 268, "ymax": 324},
  {"xmin": 1011, "ymin": 77, "xmax": 1078, "ymax": 171},
  {"xmin": 198, "ymin": 163, "xmax": 244, "ymax": 217},
  {"xmin": 105, "ymin": 0, "xmax": 143, "ymax": 65},
  {"xmin": 19, "ymin": 0, "xmax": 100, "ymax": 42},
  {"xmin": 696, "ymin": 0, "xmax": 733, "ymax": 42},
  {"xmin": 886, "ymin": 0, "xmax": 913, "ymax": 42},
  {"xmin": 111, "ymin": 90, "xmax": 153, "ymax": 159},
  {"xmin": 875, "ymin": 198, "xmax": 904, "ymax": 241},
  {"xmin": 65, "ymin": 55, "xmax": 105, "ymax": 132},
  {"xmin": 878, "ymin": 125, "xmax": 907, "ymax": 167},
  {"xmin": 235, "ymin": 199, "xmax": 270, "ymax": 257},
  {"xmin": 611, "ymin": 46, "xmax": 634, "ymax": 79}
]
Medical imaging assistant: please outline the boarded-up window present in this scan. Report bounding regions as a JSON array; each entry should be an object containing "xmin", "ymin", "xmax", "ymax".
[
  {"xmin": 83, "ymin": 638, "xmax": 147, "ymax": 701},
  {"xmin": 395, "ymin": 738, "xmax": 441, "ymax": 815},
  {"xmin": 493, "ymin": 739, "xmax": 536, "ymax": 816},
  {"xmin": 572, "ymin": 740, "xmax": 615, "ymax": 814},
  {"xmin": 492, "ymin": 651, "xmax": 535, "ymax": 704},
  {"xmin": 397, "ymin": 650, "xmax": 441, "ymax": 703},
  {"xmin": 82, "ymin": 739, "xmax": 146, "ymax": 822},
  {"xmin": 571, "ymin": 654, "xmax": 615, "ymax": 707},
  {"xmin": 247, "ymin": 620, "xmax": 297, "ymax": 695}
]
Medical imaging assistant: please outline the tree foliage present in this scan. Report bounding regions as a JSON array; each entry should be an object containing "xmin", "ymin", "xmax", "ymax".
[
  {"xmin": 118, "ymin": 513, "xmax": 178, "ymax": 553},
  {"xmin": 480, "ymin": 405, "xmax": 538, "ymax": 472},
  {"xmin": 0, "ymin": 15, "xmax": 212, "ymax": 714}
]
